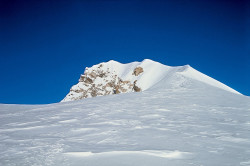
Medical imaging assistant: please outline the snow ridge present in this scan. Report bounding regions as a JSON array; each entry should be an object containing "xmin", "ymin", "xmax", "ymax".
[{"xmin": 62, "ymin": 59, "xmax": 241, "ymax": 102}]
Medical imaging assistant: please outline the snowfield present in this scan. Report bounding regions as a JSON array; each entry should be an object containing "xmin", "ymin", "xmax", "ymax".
[{"xmin": 0, "ymin": 60, "xmax": 250, "ymax": 166}]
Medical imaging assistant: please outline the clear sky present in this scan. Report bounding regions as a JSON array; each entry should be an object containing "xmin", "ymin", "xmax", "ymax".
[{"xmin": 0, "ymin": 0, "xmax": 249, "ymax": 104}]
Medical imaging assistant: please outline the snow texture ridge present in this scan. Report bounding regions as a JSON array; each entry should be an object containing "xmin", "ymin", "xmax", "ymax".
[
  {"xmin": 62, "ymin": 59, "xmax": 241, "ymax": 102},
  {"xmin": 0, "ymin": 80, "xmax": 249, "ymax": 166}
]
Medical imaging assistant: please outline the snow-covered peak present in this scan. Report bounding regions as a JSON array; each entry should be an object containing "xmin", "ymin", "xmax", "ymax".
[
  {"xmin": 61, "ymin": 59, "xmax": 241, "ymax": 102},
  {"xmin": 179, "ymin": 65, "xmax": 241, "ymax": 95}
]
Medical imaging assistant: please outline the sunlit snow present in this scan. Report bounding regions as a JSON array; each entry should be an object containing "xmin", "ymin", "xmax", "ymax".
[{"xmin": 0, "ymin": 60, "xmax": 249, "ymax": 166}]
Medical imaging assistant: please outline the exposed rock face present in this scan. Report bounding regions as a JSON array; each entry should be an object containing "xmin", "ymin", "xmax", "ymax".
[
  {"xmin": 133, "ymin": 80, "xmax": 141, "ymax": 92},
  {"xmin": 61, "ymin": 61, "xmax": 144, "ymax": 102},
  {"xmin": 133, "ymin": 67, "xmax": 143, "ymax": 76}
]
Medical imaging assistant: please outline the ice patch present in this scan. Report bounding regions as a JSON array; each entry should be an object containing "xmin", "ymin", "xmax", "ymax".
[
  {"xmin": 240, "ymin": 160, "xmax": 250, "ymax": 166},
  {"xmin": 156, "ymin": 108, "xmax": 171, "ymax": 112},
  {"xmin": 59, "ymin": 119, "xmax": 78, "ymax": 123},
  {"xmin": 71, "ymin": 128, "xmax": 98, "ymax": 133},
  {"xmin": 64, "ymin": 150, "xmax": 193, "ymax": 159},
  {"xmin": 65, "ymin": 152, "xmax": 94, "ymax": 157},
  {"xmin": 217, "ymin": 136, "xmax": 250, "ymax": 143},
  {"xmin": 0, "ymin": 125, "xmax": 45, "ymax": 132}
]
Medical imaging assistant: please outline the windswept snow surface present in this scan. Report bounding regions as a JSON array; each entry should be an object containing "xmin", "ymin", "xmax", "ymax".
[{"xmin": 0, "ymin": 75, "xmax": 250, "ymax": 165}]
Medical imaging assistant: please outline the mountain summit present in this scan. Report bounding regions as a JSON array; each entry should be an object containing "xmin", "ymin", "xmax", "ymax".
[{"xmin": 62, "ymin": 59, "xmax": 240, "ymax": 102}]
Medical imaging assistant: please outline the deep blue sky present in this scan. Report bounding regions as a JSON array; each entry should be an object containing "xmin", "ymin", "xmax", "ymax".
[{"xmin": 0, "ymin": 0, "xmax": 249, "ymax": 104}]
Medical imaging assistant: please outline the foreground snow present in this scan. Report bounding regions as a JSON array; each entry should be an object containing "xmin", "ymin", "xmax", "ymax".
[{"xmin": 0, "ymin": 77, "xmax": 250, "ymax": 165}]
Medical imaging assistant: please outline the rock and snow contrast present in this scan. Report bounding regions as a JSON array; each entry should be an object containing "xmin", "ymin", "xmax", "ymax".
[
  {"xmin": 1, "ymin": 59, "xmax": 250, "ymax": 166},
  {"xmin": 62, "ymin": 59, "xmax": 240, "ymax": 102}
]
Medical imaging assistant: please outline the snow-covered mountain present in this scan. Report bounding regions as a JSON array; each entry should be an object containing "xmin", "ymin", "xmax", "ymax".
[
  {"xmin": 62, "ymin": 59, "xmax": 240, "ymax": 102},
  {"xmin": 1, "ymin": 59, "xmax": 249, "ymax": 166}
]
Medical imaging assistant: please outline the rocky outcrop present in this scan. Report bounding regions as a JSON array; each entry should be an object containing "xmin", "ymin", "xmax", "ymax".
[
  {"xmin": 133, "ymin": 80, "xmax": 141, "ymax": 92},
  {"xmin": 133, "ymin": 67, "xmax": 143, "ymax": 76},
  {"xmin": 61, "ymin": 62, "xmax": 144, "ymax": 102}
]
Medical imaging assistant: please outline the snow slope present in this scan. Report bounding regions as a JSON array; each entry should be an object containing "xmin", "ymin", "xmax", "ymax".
[
  {"xmin": 0, "ymin": 61, "xmax": 249, "ymax": 165},
  {"xmin": 62, "ymin": 59, "xmax": 241, "ymax": 102}
]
